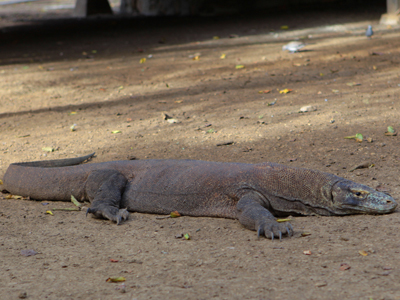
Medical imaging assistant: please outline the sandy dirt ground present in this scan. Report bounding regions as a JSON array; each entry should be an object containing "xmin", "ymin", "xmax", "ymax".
[{"xmin": 1, "ymin": 2, "xmax": 400, "ymax": 299}]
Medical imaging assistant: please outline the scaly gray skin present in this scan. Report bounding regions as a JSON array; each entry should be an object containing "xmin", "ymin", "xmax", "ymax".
[{"xmin": 1, "ymin": 153, "xmax": 397, "ymax": 240}]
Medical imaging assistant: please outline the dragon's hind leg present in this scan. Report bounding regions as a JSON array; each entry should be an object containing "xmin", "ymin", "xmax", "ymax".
[{"xmin": 85, "ymin": 169, "xmax": 129, "ymax": 224}]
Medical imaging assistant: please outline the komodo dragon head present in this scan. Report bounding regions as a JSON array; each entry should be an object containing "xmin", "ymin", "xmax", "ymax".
[{"xmin": 331, "ymin": 180, "xmax": 397, "ymax": 214}]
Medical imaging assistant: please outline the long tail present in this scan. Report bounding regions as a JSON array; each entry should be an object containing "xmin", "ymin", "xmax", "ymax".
[
  {"xmin": 10, "ymin": 152, "xmax": 95, "ymax": 168},
  {"xmin": 2, "ymin": 153, "xmax": 96, "ymax": 200}
]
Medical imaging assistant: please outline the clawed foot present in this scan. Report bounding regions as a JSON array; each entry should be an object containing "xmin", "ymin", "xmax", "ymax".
[
  {"xmin": 86, "ymin": 206, "xmax": 129, "ymax": 225},
  {"xmin": 257, "ymin": 221, "xmax": 293, "ymax": 240}
]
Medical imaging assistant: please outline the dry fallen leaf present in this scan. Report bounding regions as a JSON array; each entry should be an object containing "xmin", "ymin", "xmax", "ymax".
[
  {"xmin": 315, "ymin": 281, "xmax": 327, "ymax": 287},
  {"xmin": 279, "ymin": 89, "xmax": 293, "ymax": 94},
  {"xmin": 5, "ymin": 194, "xmax": 26, "ymax": 199},
  {"xmin": 46, "ymin": 210, "xmax": 54, "ymax": 215},
  {"xmin": 301, "ymin": 232, "xmax": 312, "ymax": 237},
  {"xmin": 184, "ymin": 233, "xmax": 191, "ymax": 240},
  {"xmin": 110, "ymin": 259, "xmax": 119, "ymax": 262},
  {"xmin": 106, "ymin": 277, "xmax": 126, "ymax": 282},
  {"xmin": 258, "ymin": 90, "xmax": 271, "ymax": 94},
  {"xmin": 303, "ymin": 250, "xmax": 312, "ymax": 255},
  {"xmin": 340, "ymin": 263, "xmax": 351, "ymax": 271},
  {"xmin": 42, "ymin": 147, "xmax": 55, "ymax": 152},
  {"xmin": 216, "ymin": 141, "xmax": 234, "ymax": 146},
  {"xmin": 348, "ymin": 162, "xmax": 374, "ymax": 172},
  {"xmin": 112, "ymin": 130, "xmax": 121, "ymax": 134},
  {"xmin": 355, "ymin": 133, "xmax": 363, "ymax": 142},
  {"xmin": 139, "ymin": 58, "xmax": 146, "ymax": 63},
  {"xmin": 344, "ymin": 133, "xmax": 363, "ymax": 143},
  {"xmin": 276, "ymin": 219, "xmax": 291, "ymax": 223},
  {"xmin": 52, "ymin": 207, "xmax": 80, "ymax": 211},
  {"xmin": 359, "ymin": 250, "xmax": 368, "ymax": 256},
  {"xmin": 170, "ymin": 211, "xmax": 181, "ymax": 218},
  {"xmin": 71, "ymin": 195, "xmax": 82, "ymax": 207},
  {"xmin": 346, "ymin": 82, "xmax": 361, "ymax": 86},
  {"xmin": 220, "ymin": 53, "xmax": 226, "ymax": 59},
  {"xmin": 235, "ymin": 65, "xmax": 245, "ymax": 69},
  {"xmin": 385, "ymin": 126, "xmax": 397, "ymax": 136}
]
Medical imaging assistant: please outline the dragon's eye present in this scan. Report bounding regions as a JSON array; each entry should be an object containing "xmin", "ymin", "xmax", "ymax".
[{"xmin": 350, "ymin": 189, "xmax": 370, "ymax": 198}]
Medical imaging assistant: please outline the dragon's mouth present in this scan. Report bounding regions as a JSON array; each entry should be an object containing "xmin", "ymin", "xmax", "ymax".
[{"xmin": 339, "ymin": 201, "xmax": 398, "ymax": 214}]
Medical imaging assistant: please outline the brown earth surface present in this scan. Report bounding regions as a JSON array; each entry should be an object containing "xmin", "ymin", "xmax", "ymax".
[{"xmin": 1, "ymin": 3, "xmax": 400, "ymax": 299}]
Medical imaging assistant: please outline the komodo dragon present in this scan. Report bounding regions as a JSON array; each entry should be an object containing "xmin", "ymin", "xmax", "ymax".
[{"xmin": 1, "ymin": 153, "xmax": 397, "ymax": 240}]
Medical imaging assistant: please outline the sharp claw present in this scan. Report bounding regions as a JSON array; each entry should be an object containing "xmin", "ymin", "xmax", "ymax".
[
  {"xmin": 116, "ymin": 215, "xmax": 122, "ymax": 225},
  {"xmin": 122, "ymin": 209, "xmax": 128, "ymax": 220},
  {"xmin": 271, "ymin": 232, "xmax": 274, "ymax": 241},
  {"xmin": 288, "ymin": 223, "xmax": 294, "ymax": 236},
  {"xmin": 86, "ymin": 208, "xmax": 92, "ymax": 217},
  {"xmin": 279, "ymin": 231, "xmax": 282, "ymax": 241},
  {"xmin": 257, "ymin": 227, "xmax": 262, "ymax": 238},
  {"xmin": 286, "ymin": 227, "xmax": 291, "ymax": 238}
]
